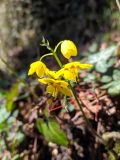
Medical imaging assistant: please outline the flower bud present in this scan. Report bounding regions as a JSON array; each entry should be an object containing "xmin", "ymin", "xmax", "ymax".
[{"xmin": 61, "ymin": 40, "xmax": 77, "ymax": 59}]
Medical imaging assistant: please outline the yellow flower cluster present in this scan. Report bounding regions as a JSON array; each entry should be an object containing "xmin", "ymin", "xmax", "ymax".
[{"xmin": 28, "ymin": 40, "xmax": 93, "ymax": 98}]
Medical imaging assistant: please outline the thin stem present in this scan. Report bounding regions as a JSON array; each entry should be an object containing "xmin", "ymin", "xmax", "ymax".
[
  {"xmin": 50, "ymin": 48, "xmax": 63, "ymax": 68},
  {"xmin": 41, "ymin": 41, "xmax": 63, "ymax": 68},
  {"xmin": 53, "ymin": 50, "xmax": 63, "ymax": 68},
  {"xmin": 51, "ymin": 49, "xmax": 89, "ymax": 121},
  {"xmin": 40, "ymin": 53, "xmax": 53, "ymax": 61},
  {"xmin": 69, "ymin": 81, "xmax": 105, "ymax": 142},
  {"xmin": 69, "ymin": 82, "xmax": 89, "ymax": 123},
  {"xmin": 54, "ymin": 41, "xmax": 63, "ymax": 53},
  {"xmin": 51, "ymin": 50, "xmax": 90, "ymax": 123},
  {"xmin": 52, "ymin": 49, "xmax": 105, "ymax": 143}
]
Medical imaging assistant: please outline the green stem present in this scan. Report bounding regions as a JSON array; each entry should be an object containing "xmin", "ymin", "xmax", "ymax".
[
  {"xmin": 52, "ymin": 50, "xmax": 89, "ymax": 121},
  {"xmin": 51, "ymin": 49, "xmax": 63, "ymax": 68},
  {"xmin": 69, "ymin": 81, "xmax": 105, "ymax": 142},
  {"xmin": 40, "ymin": 53, "xmax": 53, "ymax": 61},
  {"xmin": 52, "ymin": 50, "xmax": 105, "ymax": 143},
  {"xmin": 41, "ymin": 41, "xmax": 63, "ymax": 68},
  {"xmin": 69, "ymin": 82, "xmax": 89, "ymax": 123},
  {"xmin": 54, "ymin": 41, "xmax": 63, "ymax": 53}
]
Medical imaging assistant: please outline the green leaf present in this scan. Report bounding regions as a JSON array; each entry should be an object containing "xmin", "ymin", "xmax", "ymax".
[
  {"xmin": 36, "ymin": 118, "xmax": 68, "ymax": 146},
  {"xmin": 108, "ymin": 151, "xmax": 117, "ymax": 160},
  {"xmin": 12, "ymin": 154, "xmax": 20, "ymax": 160},
  {"xmin": 0, "ymin": 105, "xmax": 12, "ymax": 132},
  {"xmin": 0, "ymin": 105, "xmax": 10, "ymax": 124},
  {"xmin": 107, "ymin": 58, "xmax": 116, "ymax": 67},
  {"xmin": 108, "ymin": 82, "xmax": 120, "ymax": 96},
  {"xmin": 100, "ymin": 75, "xmax": 112, "ymax": 83},
  {"xmin": 2, "ymin": 156, "xmax": 9, "ymax": 160},
  {"xmin": 0, "ymin": 139, "xmax": 6, "ymax": 154},
  {"xmin": 13, "ymin": 131, "xmax": 25, "ymax": 146},
  {"xmin": 67, "ymin": 103, "xmax": 74, "ymax": 112},
  {"xmin": 62, "ymin": 96, "xmax": 74, "ymax": 112},
  {"xmin": 88, "ymin": 46, "xmax": 117, "ymax": 73},
  {"xmin": 88, "ymin": 46, "xmax": 116, "ymax": 64},
  {"xmin": 108, "ymin": 140, "xmax": 120, "ymax": 160},
  {"xmin": 0, "ymin": 122, "xmax": 8, "ymax": 132},
  {"xmin": 0, "ymin": 91, "xmax": 5, "ymax": 98},
  {"xmin": 88, "ymin": 43, "xmax": 98, "ymax": 53},
  {"xmin": 95, "ymin": 61, "xmax": 108, "ymax": 73},
  {"xmin": 113, "ymin": 69, "xmax": 120, "ymax": 81},
  {"xmin": 84, "ymin": 73, "xmax": 96, "ymax": 83},
  {"xmin": 5, "ymin": 82, "xmax": 20, "ymax": 112},
  {"xmin": 101, "ymin": 81, "xmax": 120, "ymax": 89},
  {"xmin": 113, "ymin": 140, "xmax": 120, "ymax": 155}
]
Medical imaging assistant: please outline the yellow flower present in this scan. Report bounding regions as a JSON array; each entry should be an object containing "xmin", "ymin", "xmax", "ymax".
[
  {"xmin": 46, "ymin": 70, "xmax": 59, "ymax": 79},
  {"xmin": 38, "ymin": 78, "xmax": 72, "ymax": 97},
  {"xmin": 61, "ymin": 40, "xmax": 77, "ymax": 59},
  {"xmin": 28, "ymin": 61, "xmax": 48, "ymax": 78},
  {"xmin": 57, "ymin": 61, "xmax": 93, "ymax": 81}
]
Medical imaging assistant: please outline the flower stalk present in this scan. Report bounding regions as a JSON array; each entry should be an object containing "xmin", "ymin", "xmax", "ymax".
[
  {"xmin": 28, "ymin": 39, "xmax": 105, "ymax": 143},
  {"xmin": 52, "ymin": 47, "xmax": 105, "ymax": 143},
  {"xmin": 52, "ymin": 50, "xmax": 87, "ymax": 115},
  {"xmin": 40, "ymin": 53, "xmax": 53, "ymax": 61}
]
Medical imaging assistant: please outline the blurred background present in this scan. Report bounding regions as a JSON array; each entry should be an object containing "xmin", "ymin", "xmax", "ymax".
[
  {"xmin": 0, "ymin": 0, "xmax": 119, "ymax": 74},
  {"xmin": 0, "ymin": 1, "xmax": 120, "ymax": 160}
]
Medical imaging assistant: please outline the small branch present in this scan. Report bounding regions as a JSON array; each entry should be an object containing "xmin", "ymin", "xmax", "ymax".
[
  {"xmin": 54, "ymin": 41, "xmax": 63, "ymax": 52},
  {"xmin": 40, "ymin": 53, "xmax": 53, "ymax": 61},
  {"xmin": 52, "ymin": 49, "xmax": 63, "ymax": 68}
]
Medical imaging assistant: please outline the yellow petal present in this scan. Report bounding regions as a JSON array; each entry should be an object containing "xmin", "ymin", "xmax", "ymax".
[
  {"xmin": 39, "ymin": 78, "xmax": 71, "ymax": 97},
  {"xmin": 46, "ymin": 85, "xmax": 54, "ymax": 93},
  {"xmin": 38, "ymin": 78, "xmax": 48, "ymax": 84},
  {"xmin": 28, "ymin": 61, "xmax": 48, "ymax": 78},
  {"xmin": 36, "ymin": 66, "xmax": 46, "ymax": 78},
  {"xmin": 59, "ymin": 86, "xmax": 72, "ymax": 96},
  {"xmin": 46, "ymin": 70, "xmax": 59, "ymax": 79},
  {"xmin": 61, "ymin": 40, "xmax": 77, "ymax": 59},
  {"xmin": 64, "ymin": 70, "xmax": 77, "ymax": 82},
  {"xmin": 38, "ymin": 78, "xmax": 55, "ymax": 85},
  {"xmin": 56, "ymin": 68, "xmax": 64, "ymax": 77},
  {"xmin": 78, "ymin": 63, "xmax": 93, "ymax": 69},
  {"xmin": 46, "ymin": 85, "xmax": 58, "ymax": 98},
  {"xmin": 57, "ymin": 79, "xmax": 69, "ymax": 87},
  {"xmin": 28, "ymin": 67, "xmax": 35, "ymax": 75}
]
